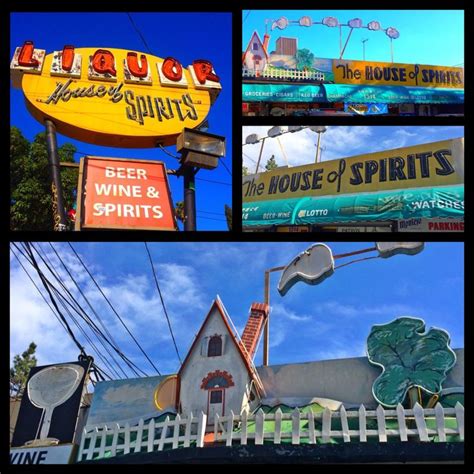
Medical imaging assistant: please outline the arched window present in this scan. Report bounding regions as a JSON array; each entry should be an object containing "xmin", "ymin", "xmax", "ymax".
[{"xmin": 207, "ymin": 335, "xmax": 222, "ymax": 357}]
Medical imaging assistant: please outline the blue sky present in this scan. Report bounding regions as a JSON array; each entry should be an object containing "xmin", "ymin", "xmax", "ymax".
[
  {"xmin": 243, "ymin": 10, "xmax": 464, "ymax": 66},
  {"xmin": 242, "ymin": 126, "xmax": 464, "ymax": 170},
  {"xmin": 10, "ymin": 13, "xmax": 232, "ymax": 231},
  {"xmin": 10, "ymin": 242, "xmax": 464, "ymax": 382}
]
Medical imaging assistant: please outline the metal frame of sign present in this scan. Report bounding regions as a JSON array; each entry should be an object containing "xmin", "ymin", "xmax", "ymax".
[{"xmin": 75, "ymin": 156, "xmax": 178, "ymax": 231}]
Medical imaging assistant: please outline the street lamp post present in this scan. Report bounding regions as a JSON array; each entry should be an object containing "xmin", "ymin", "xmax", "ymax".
[
  {"xmin": 362, "ymin": 38, "xmax": 368, "ymax": 60},
  {"xmin": 175, "ymin": 128, "xmax": 226, "ymax": 231},
  {"xmin": 309, "ymin": 126, "xmax": 327, "ymax": 163}
]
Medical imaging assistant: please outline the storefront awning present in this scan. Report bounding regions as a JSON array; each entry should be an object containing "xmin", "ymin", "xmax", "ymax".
[
  {"xmin": 242, "ymin": 186, "xmax": 464, "ymax": 227},
  {"xmin": 242, "ymin": 83, "xmax": 325, "ymax": 102},
  {"xmin": 323, "ymin": 84, "xmax": 464, "ymax": 104},
  {"xmin": 242, "ymin": 83, "xmax": 464, "ymax": 104}
]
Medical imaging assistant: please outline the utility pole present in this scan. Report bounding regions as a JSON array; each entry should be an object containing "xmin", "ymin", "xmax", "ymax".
[
  {"xmin": 362, "ymin": 38, "xmax": 368, "ymax": 61},
  {"xmin": 45, "ymin": 120, "xmax": 67, "ymax": 231}
]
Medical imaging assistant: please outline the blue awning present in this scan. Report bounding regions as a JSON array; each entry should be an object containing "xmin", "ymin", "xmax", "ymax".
[
  {"xmin": 323, "ymin": 84, "xmax": 464, "ymax": 104},
  {"xmin": 242, "ymin": 83, "xmax": 464, "ymax": 104}
]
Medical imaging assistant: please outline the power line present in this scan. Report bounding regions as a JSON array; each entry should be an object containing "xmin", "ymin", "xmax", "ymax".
[
  {"xmin": 144, "ymin": 243, "xmax": 182, "ymax": 365},
  {"xmin": 196, "ymin": 177, "xmax": 231, "ymax": 186},
  {"xmin": 243, "ymin": 10, "xmax": 251, "ymax": 23},
  {"xmin": 126, "ymin": 12, "xmax": 153, "ymax": 55},
  {"xmin": 220, "ymin": 159, "xmax": 232, "ymax": 176},
  {"xmin": 68, "ymin": 243, "xmax": 161, "ymax": 376}
]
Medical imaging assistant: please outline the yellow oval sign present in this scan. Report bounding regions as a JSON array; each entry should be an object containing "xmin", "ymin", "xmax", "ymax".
[{"xmin": 19, "ymin": 47, "xmax": 216, "ymax": 148}]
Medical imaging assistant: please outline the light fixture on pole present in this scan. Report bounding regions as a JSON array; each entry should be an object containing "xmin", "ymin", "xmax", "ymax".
[
  {"xmin": 362, "ymin": 38, "xmax": 368, "ymax": 60},
  {"xmin": 176, "ymin": 128, "xmax": 226, "ymax": 231},
  {"xmin": 309, "ymin": 126, "xmax": 327, "ymax": 163}
]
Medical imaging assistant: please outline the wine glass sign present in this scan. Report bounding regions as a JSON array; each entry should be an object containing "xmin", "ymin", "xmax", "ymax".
[{"xmin": 27, "ymin": 365, "xmax": 85, "ymax": 441}]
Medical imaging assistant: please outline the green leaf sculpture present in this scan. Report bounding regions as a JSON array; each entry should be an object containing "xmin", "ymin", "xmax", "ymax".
[{"xmin": 367, "ymin": 317, "xmax": 456, "ymax": 407}]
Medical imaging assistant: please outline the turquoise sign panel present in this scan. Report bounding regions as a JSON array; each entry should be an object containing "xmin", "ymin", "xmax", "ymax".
[
  {"xmin": 323, "ymin": 84, "xmax": 464, "ymax": 104},
  {"xmin": 242, "ymin": 83, "xmax": 326, "ymax": 102},
  {"xmin": 242, "ymin": 186, "xmax": 464, "ymax": 227}
]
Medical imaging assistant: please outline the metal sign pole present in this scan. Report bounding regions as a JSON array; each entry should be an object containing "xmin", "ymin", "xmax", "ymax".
[
  {"xmin": 183, "ymin": 167, "xmax": 197, "ymax": 231},
  {"xmin": 45, "ymin": 119, "xmax": 67, "ymax": 231}
]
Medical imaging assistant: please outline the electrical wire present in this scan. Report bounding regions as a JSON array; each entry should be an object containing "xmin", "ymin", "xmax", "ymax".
[
  {"xmin": 220, "ymin": 159, "xmax": 232, "ymax": 177},
  {"xmin": 126, "ymin": 12, "xmax": 153, "ymax": 55},
  {"xmin": 196, "ymin": 177, "xmax": 231, "ymax": 186},
  {"xmin": 68, "ymin": 243, "xmax": 161, "ymax": 376},
  {"xmin": 144, "ymin": 243, "xmax": 182, "ymax": 365}
]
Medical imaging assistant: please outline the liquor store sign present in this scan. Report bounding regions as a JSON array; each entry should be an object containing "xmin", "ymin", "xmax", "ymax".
[
  {"xmin": 77, "ymin": 157, "xmax": 177, "ymax": 230},
  {"xmin": 243, "ymin": 138, "xmax": 464, "ymax": 202},
  {"xmin": 10, "ymin": 42, "xmax": 221, "ymax": 147}
]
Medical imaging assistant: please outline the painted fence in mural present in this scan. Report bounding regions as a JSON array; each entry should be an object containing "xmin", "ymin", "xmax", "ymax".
[
  {"xmin": 77, "ymin": 403, "xmax": 464, "ymax": 462},
  {"xmin": 242, "ymin": 67, "xmax": 324, "ymax": 82}
]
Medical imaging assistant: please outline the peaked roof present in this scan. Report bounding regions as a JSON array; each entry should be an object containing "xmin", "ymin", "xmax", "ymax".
[
  {"xmin": 242, "ymin": 31, "xmax": 269, "ymax": 63},
  {"xmin": 178, "ymin": 297, "xmax": 265, "ymax": 396}
]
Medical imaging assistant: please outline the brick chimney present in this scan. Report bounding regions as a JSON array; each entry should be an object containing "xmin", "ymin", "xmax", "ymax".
[
  {"xmin": 240, "ymin": 303, "xmax": 269, "ymax": 361},
  {"xmin": 263, "ymin": 34, "xmax": 270, "ymax": 55}
]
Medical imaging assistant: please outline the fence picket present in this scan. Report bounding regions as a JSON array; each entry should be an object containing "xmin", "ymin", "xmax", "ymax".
[
  {"xmin": 274, "ymin": 408, "xmax": 282, "ymax": 444},
  {"xmin": 134, "ymin": 418, "xmax": 144, "ymax": 453},
  {"xmin": 322, "ymin": 407, "xmax": 331, "ymax": 443},
  {"xmin": 396, "ymin": 404, "xmax": 408, "ymax": 442},
  {"xmin": 86, "ymin": 427, "xmax": 99, "ymax": 460},
  {"xmin": 307, "ymin": 410, "xmax": 316, "ymax": 444},
  {"xmin": 359, "ymin": 405, "xmax": 367, "ymax": 442},
  {"xmin": 78, "ymin": 428, "xmax": 87, "ymax": 461},
  {"xmin": 98, "ymin": 425, "xmax": 108, "ymax": 458},
  {"xmin": 292, "ymin": 408, "xmax": 300, "ymax": 445},
  {"xmin": 413, "ymin": 403, "xmax": 429, "ymax": 441},
  {"xmin": 255, "ymin": 409, "xmax": 264, "ymax": 445},
  {"xmin": 172, "ymin": 414, "xmax": 181, "ymax": 449},
  {"xmin": 340, "ymin": 406, "xmax": 350, "ymax": 442},
  {"xmin": 241, "ymin": 411, "xmax": 248, "ymax": 445},
  {"xmin": 376, "ymin": 406, "xmax": 387, "ymax": 442},
  {"xmin": 183, "ymin": 412, "xmax": 192, "ymax": 448},
  {"xmin": 434, "ymin": 403, "xmax": 446, "ymax": 442},
  {"xmin": 214, "ymin": 413, "xmax": 219, "ymax": 441},
  {"xmin": 147, "ymin": 419, "xmax": 155, "ymax": 452},
  {"xmin": 196, "ymin": 412, "xmax": 207, "ymax": 448},
  {"xmin": 455, "ymin": 402, "xmax": 464, "ymax": 441},
  {"xmin": 123, "ymin": 422, "xmax": 131, "ymax": 454},
  {"xmin": 158, "ymin": 416, "xmax": 169, "ymax": 451},
  {"xmin": 226, "ymin": 411, "xmax": 235, "ymax": 446}
]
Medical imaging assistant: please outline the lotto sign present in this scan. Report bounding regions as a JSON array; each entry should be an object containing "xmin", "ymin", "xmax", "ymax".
[{"xmin": 77, "ymin": 157, "xmax": 177, "ymax": 230}]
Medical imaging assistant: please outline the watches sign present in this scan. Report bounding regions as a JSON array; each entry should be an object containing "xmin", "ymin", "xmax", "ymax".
[
  {"xmin": 10, "ymin": 42, "xmax": 221, "ymax": 148},
  {"xmin": 77, "ymin": 157, "xmax": 177, "ymax": 231}
]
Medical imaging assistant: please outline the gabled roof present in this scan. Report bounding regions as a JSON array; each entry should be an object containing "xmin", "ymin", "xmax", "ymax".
[
  {"xmin": 178, "ymin": 296, "xmax": 265, "ymax": 396},
  {"xmin": 242, "ymin": 31, "xmax": 269, "ymax": 63}
]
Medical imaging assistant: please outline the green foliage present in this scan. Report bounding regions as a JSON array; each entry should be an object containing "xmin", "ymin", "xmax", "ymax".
[
  {"xmin": 367, "ymin": 317, "xmax": 456, "ymax": 407},
  {"xmin": 10, "ymin": 127, "xmax": 78, "ymax": 231},
  {"xmin": 242, "ymin": 165, "xmax": 249, "ymax": 176},
  {"xmin": 265, "ymin": 155, "xmax": 278, "ymax": 171},
  {"xmin": 10, "ymin": 342, "xmax": 37, "ymax": 397},
  {"xmin": 296, "ymin": 48, "xmax": 315, "ymax": 70},
  {"xmin": 224, "ymin": 204, "xmax": 232, "ymax": 231},
  {"xmin": 174, "ymin": 200, "xmax": 185, "ymax": 223}
]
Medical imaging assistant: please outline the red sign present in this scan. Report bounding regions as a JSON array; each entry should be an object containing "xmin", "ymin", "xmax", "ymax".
[{"xmin": 79, "ymin": 157, "xmax": 177, "ymax": 230}]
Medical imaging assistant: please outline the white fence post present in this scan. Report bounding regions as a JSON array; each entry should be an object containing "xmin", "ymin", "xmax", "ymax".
[
  {"xmin": 78, "ymin": 428, "xmax": 87, "ymax": 461},
  {"xmin": 196, "ymin": 412, "xmax": 207, "ymax": 448},
  {"xmin": 158, "ymin": 416, "xmax": 169, "ymax": 451},
  {"xmin": 226, "ymin": 411, "xmax": 235, "ymax": 446},
  {"xmin": 376, "ymin": 405, "xmax": 387, "ymax": 442},
  {"xmin": 241, "ymin": 411, "xmax": 248, "ymax": 445},
  {"xmin": 214, "ymin": 413, "xmax": 219, "ymax": 441},
  {"xmin": 123, "ymin": 422, "xmax": 131, "ymax": 454},
  {"xmin": 255, "ymin": 409, "xmax": 264, "ymax": 445},
  {"xmin": 340, "ymin": 406, "xmax": 350, "ymax": 442},
  {"xmin": 147, "ymin": 419, "xmax": 155, "ymax": 452},
  {"xmin": 396, "ymin": 404, "xmax": 408, "ymax": 442},
  {"xmin": 86, "ymin": 427, "xmax": 99, "ymax": 460},
  {"xmin": 359, "ymin": 405, "xmax": 367, "ymax": 442},
  {"xmin": 322, "ymin": 407, "xmax": 331, "ymax": 443},
  {"xmin": 172, "ymin": 414, "xmax": 181, "ymax": 449},
  {"xmin": 134, "ymin": 418, "xmax": 144, "ymax": 453},
  {"xmin": 291, "ymin": 408, "xmax": 300, "ymax": 445},
  {"xmin": 434, "ymin": 403, "xmax": 446, "ymax": 442},
  {"xmin": 455, "ymin": 402, "xmax": 464, "ymax": 441},
  {"xmin": 274, "ymin": 408, "xmax": 282, "ymax": 444},
  {"xmin": 307, "ymin": 410, "xmax": 316, "ymax": 444},
  {"xmin": 413, "ymin": 403, "xmax": 429, "ymax": 441},
  {"xmin": 183, "ymin": 412, "xmax": 193, "ymax": 448},
  {"xmin": 98, "ymin": 424, "xmax": 108, "ymax": 458}
]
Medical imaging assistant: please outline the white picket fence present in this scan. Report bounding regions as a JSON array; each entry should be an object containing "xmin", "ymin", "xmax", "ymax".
[
  {"xmin": 242, "ymin": 67, "xmax": 325, "ymax": 81},
  {"xmin": 77, "ymin": 402, "xmax": 463, "ymax": 462},
  {"xmin": 77, "ymin": 412, "xmax": 207, "ymax": 462}
]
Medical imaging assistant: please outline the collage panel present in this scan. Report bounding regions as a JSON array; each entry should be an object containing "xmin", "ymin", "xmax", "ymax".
[
  {"xmin": 242, "ymin": 125, "xmax": 464, "ymax": 232},
  {"xmin": 10, "ymin": 12, "xmax": 232, "ymax": 233},
  {"xmin": 10, "ymin": 242, "xmax": 464, "ymax": 463},
  {"xmin": 242, "ymin": 9, "xmax": 464, "ymax": 117},
  {"xmin": 7, "ymin": 4, "xmax": 467, "ymax": 467}
]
